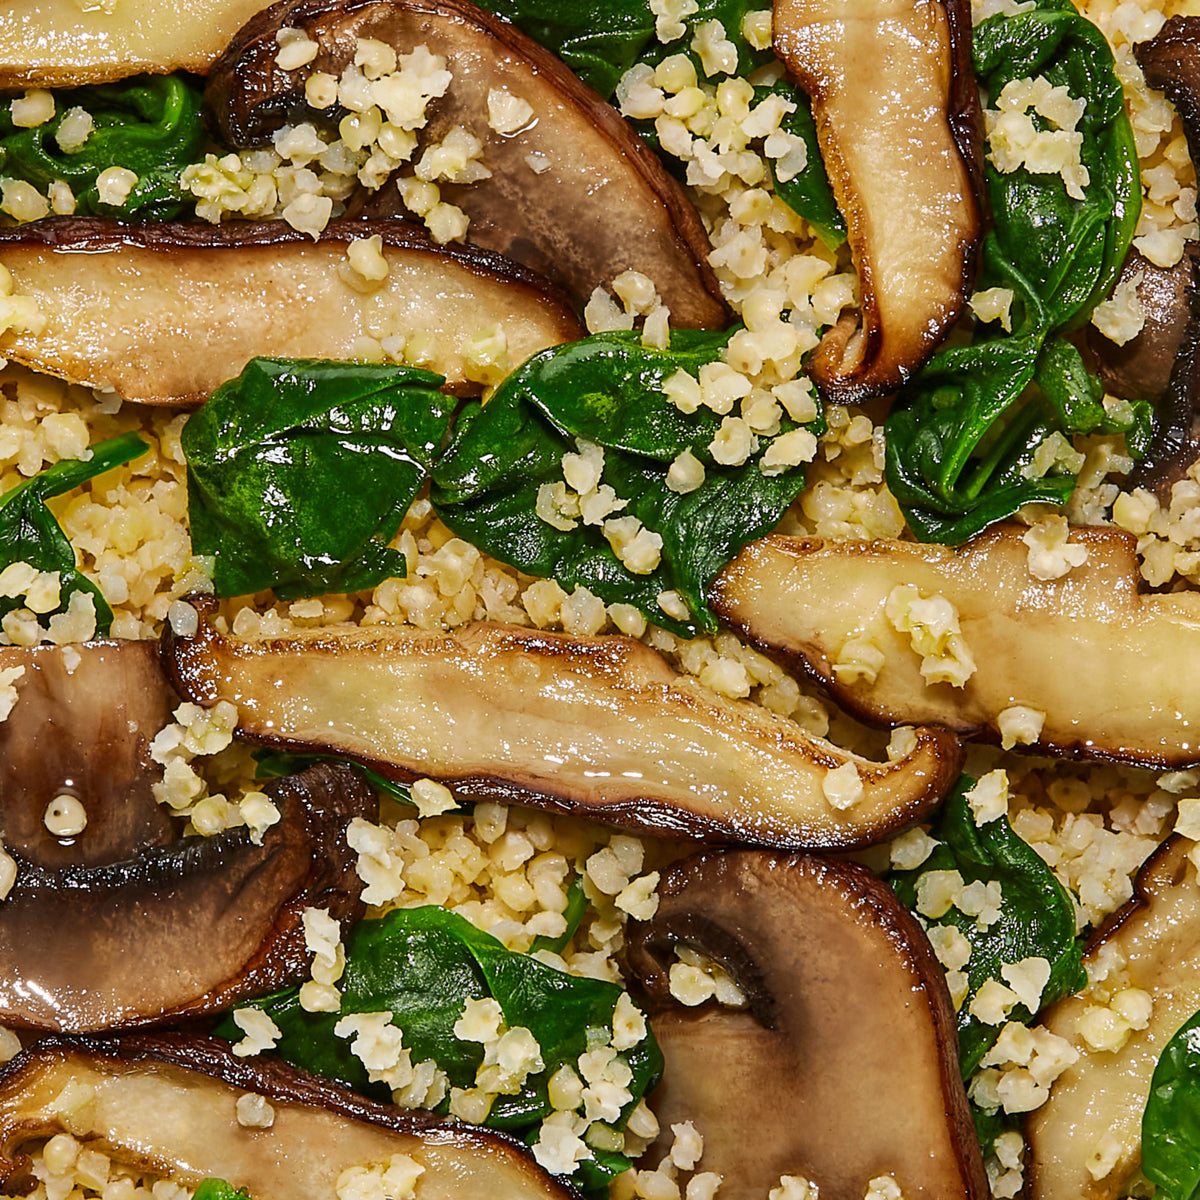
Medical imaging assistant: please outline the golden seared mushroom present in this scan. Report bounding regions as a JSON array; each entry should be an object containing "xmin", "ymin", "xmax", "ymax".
[
  {"xmin": 206, "ymin": 0, "xmax": 727, "ymax": 327},
  {"xmin": 1026, "ymin": 838, "xmax": 1200, "ymax": 1199},
  {"xmin": 714, "ymin": 525, "xmax": 1200, "ymax": 767},
  {"xmin": 0, "ymin": 1035, "xmax": 581, "ymax": 1200},
  {"xmin": 161, "ymin": 599, "xmax": 962, "ymax": 850},
  {"xmin": 626, "ymin": 850, "xmax": 987, "ymax": 1199},
  {"xmin": 0, "ymin": 0, "xmax": 273, "ymax": 88},
  {"xmin": 772, "ymin": 0, "xmax": 982, "ymax": 401},
  {"xmin": 0, "ymin": 217, "xmax": 583, "ymax": 405}
]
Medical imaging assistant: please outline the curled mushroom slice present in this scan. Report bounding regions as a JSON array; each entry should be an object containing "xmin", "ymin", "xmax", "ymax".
[
  {"xmin": 772, "ymin": 0, "xmax": 982, "ymax": 401},
  {"xmin": 207, "ymin": 0, "xmax": 727, "ymax": 328},
  {"xmin": 0, "ymin": 1035, "xmax": 579, "ymax": 1200},
  {"xmin": 0, "ymin": 0, "xmax": 272, "ymax": 88},
  {"xmin": 0, "ymin": 640, "xmax": 174, "ymax": 869},
  {"xmin": 626, "ymin": 850, "xmax": 987, "ymax": 1199},
  {"xmin": 0, "ymin": 217, "xmax": 582, "ymax": 405},
  {"xmin": 161, "ymin": 600, "xmax": 962, "ymax": 850},
  {"xmin": 0, "ymin": 762, "xmax": 373, "ymax": 1032},
  {"xmin": 1026, "ymin": 838, "xmax": 1200, "ymax": 1198},
  {"xmin": 713, "ymin": 525, "xmax": 1200, "ymax": 767}
]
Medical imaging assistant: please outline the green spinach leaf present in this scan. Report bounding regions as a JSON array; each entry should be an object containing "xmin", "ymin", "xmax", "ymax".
[
  {"xmin": 182, "ymin": 358, "xmax": 455, "ymax": 601},
  {"xmin": 890, "ymin": 776, "xmax": 1086, "ymax": 1077},
  {"xmin": 431, "ymin": 330, "xmax": 822, "ymax": 637},
  {"xmin": 192, "ymin": 1183, "xmax": 250, "ymax": 1200},
  {"xmin": 1142, "ymin": 1009, "xmax": 1200, "ymax": 1200},
  {"xmin": 0, "ymin": 75, "xmax": 206, "ymax": 220},
  {"xmin": 0, "ymin": 430, "xmax": 147, "ymax": 635},
  {"xmin": 884, "ymin": 0, "xmax": 1144, "ymax": 543}
]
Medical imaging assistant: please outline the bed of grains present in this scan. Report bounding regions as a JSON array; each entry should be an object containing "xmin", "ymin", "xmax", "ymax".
[{"xmin": 1, "ymin": 0, "xmax": 1199, "ymax": 1196}]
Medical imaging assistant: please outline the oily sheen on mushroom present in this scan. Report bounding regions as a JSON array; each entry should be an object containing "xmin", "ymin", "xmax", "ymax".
[
  {"xmin": 206, "ymin": 0, "xmax": 727, "ymax": 327},
  {"xmin": 713, "ymin": 524, "xmax": 1200, "ymax": 766},
  {"xmin": 0, "ymin": 1035, "xmax": 581, "ymax": 1200},
  {"xmin": 626, "ymin": 850, "xmax": 987, "ymax": 1199},
  {"xmin": 161, "ymin": 599, "xmax": 963, "ymax": 850},
  {"xmin": 0, "ymin": 217, "xmax": 582, "ymax": 405}
]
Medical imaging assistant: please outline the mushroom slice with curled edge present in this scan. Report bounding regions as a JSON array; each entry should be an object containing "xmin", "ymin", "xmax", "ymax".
[
  {"xmin": 161, "ymin": 599, "xmax": 962, "ymax": 850},
  {"xmin": 0, "ymin": 640, "xmax": 175, "ymax": 870},
  {"xmin": 772, "ymin": 0, "xmax": 982, "ymax": 402},
  {"xmin": 0, "ymin": 0, "xmax": 273, "ymax": 88},
  {"xmin": 0, "ymin": 1035, "xmax": 580, "ymax": 1200},
  {"xmin": 0, "ymin": 762, "xmax": 373, "ymax": 1032},
  {"xmin": 626, "ymin": 850, "xmax": 987, "ymax": 1199},
  {"xmin": 1025, "ymin": 838, "xmax": 1200, "ymax": 1198},
  {"xmin": 713, "ymin": 524, "xmax": 1200, "ymax": 767},
  {"xmin": 0, "ymin": 216, "xmax": 582, "ymax": 406},
  {"xmin": 206, "ymin": 0, "xmax": 727, "ymax": 328}
]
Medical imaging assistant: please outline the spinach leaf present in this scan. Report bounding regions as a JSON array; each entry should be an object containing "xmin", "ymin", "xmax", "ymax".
[
  {"xmin": 252, "ymin": 747, "xmax": 417, "ymax": 808},
  {"xmin": 0, "ymin": 75, "xmax": 206, "ymax": 220},
  {"xmin": 0, "ymin": 430, "xmax": 147, "ymax": 636},
  {"xmin": 1142, "ymin": 1009, "xmax": 1200, "ymax": 1200},
  {"xmin": 220, "ymin": 906, "xmax": 661, "ymax": 1148},
  {"xmin": 431, "ymin": 330, "xmax": 822, "ymax": 637},
  {"xmin": 883, "ymin": 0, "xmax": 1144, "ymax": 543},
  {"xmin": 890, "ymin": 776, "xmax": 1086, "ymax": 1077},
  {"xmin": 182, "ymin": 358, "xmax": 455, "ymax": 601},
  {"xmin": 192, "ymin": 1183, "xmax": 250, "ymax": 1200}
]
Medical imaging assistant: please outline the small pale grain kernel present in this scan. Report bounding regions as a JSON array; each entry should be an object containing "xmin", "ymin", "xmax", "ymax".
[
  {"xmin": 11, "ymin": 89, "xmax": 55, "ymax": 128},
  {"xmin": 235, "ymin": 1092, "xmax": 276, "ymax": 1129},
  {"xmin": 44, "ymin": 794, "xmax": 87, "ymax": 837}
]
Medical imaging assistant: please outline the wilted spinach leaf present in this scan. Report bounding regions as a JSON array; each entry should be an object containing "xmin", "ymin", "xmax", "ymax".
[
  {"xmin": 890, "ymin": 776, "xmax": 1086, "ymax": 1077},
  {"xmin": 0, "ymin": 430, "xmax": 147, "ymax": 636},
  {"xmin": 192, "ymin": 1183, "xmax": 250, "ymax": 1200},
  {"xmin": 431, "ymin": 330, "xmax": 822, "ymax": 636},
  {"xmin": 182, "ymin": 358, "xmax": 455, "ymax": 600},
  {"xmin": 1142, "ymin": 1009, "xmax": 1200, "ymax": 1200}
]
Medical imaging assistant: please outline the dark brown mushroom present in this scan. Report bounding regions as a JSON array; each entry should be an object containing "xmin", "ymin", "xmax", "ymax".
[
  {"xmin": 0, "ymin": 0, "xmax": 274, "ymax": 88},
  {"xmin": 0, "ymin": 760, "xmax": 373, "ymax": 1032},
  {"xmin": 160, "ymin": 596, "xmax": 963, "ymax": 851},
  {"xmin": 0, "ymin": 217, "xmax": 583, "ymax": 405},
  {"xmin": 0, "ymin": 1034, "xmax": 582, "ymax": 1200},
  {"xmin": 625, "ymin": 849, "xmax": 987, "ymax": 1199},
  {"xmin": 206, "ymin": 0, "xmax": 727, "ymax": 328},
  {"xmin": 772, "ymin": 0, "xmax": 983, "ymax": 402}
]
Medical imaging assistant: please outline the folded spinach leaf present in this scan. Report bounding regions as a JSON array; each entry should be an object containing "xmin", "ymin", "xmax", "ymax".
[
  {"xmin": 889, "ymin": 776, "xmax": 1086, "ymax": 1078},
  {"xmin": 0, "ymin": 430, "xmax": 147, "ymax": 636},
  {"xmin": 1143, "ymin": 1008, "xmax": 1200, "ymax": 1200},
  {"xmin": 0, "ymin": 74, "xmax": 206, "ymax": 220},
  {"xmin": 182, "ymin": 358, "xmax": 455, "ymax": 601},
  {"xmin": 884, "ymin": 0, "xmax": 1145, "ymax": 543},
  {"xmin": 221, "ymin": 905, "xmax": 661, "ymax": 1188},
  {"xmin": 431, "ymin": 330, "xmax": 822, "ymax": 637}
]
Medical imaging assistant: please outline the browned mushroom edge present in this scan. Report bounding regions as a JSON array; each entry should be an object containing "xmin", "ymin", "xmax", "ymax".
[
  {"xmin": 0, "ymin": 1033, "xmax": 583, "ymax": 1200},
  {"xmin": 204, "ymin": 0, "xmax": 728, "ymax": 327},
  {"xmin": 625, "ymin": 849, "xmax": 988, "ymax": 1199}
]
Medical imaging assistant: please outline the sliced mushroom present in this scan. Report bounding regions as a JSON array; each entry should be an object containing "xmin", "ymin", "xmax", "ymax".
[
  {"xmin": 0, "ymin": 0, "xmax": 272, "ymax": 88},
  {"xmin": 161, "ymin": 599, "xmax": 962, "ymax": 850},
  {"xmin": 0, "ymin": 640, "xmax": 174, "ymax": 869},
  {"xmin": 626, "ymin": 850, "xmax": 987, "ymax": 1199},
  {"xmin": 1026, "ymin": 837, "xmax": 1200, "ymax": 1199},
  {"xmin": 0, "ymin": 1035, "xmax": 579, "ymax": 1200},
  {"xmin": 0, "ymin": 762, "xmax": 373, "ymax": 1032},
  {"xmin": 0, "ymin": 217, "xmax": 583, "ymax": 405},
  {"xmin": 206, "ymin": 0, "xmax": 727, "ymax": 328},
  {"xmin": 772, "ymin": 0, "xmax": 982, "ymax": 401},
  {"xmin": 713, "ymin": 525, "xmax": 1200, "ymax": 767}
]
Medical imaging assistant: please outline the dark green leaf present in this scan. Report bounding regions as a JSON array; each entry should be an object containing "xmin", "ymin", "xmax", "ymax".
[
  {"xmin": 0, "ymin": 430, "xmax": 148, "ymax": 635},
  {"xmin": 532, "ymin": 874, "xmax": 589, "ymax": 955},
  {"xmin": 889, "ymin": 776, "xmax": 1086, "ymax": 1077},
  {"xmin": 431, "ymin": 330, "xmax": 822, "ymax": 636},
  {"xmin": 0, "ymin": 74, "xmax": 206, "ymax": 220},
  {"xmin": 1143, "ymin": 1008, "xmax": 1200, "ymax": 1200},
  {"xmin": 182, "ymin": 358, "xmax": 454, "ymax": 600}
]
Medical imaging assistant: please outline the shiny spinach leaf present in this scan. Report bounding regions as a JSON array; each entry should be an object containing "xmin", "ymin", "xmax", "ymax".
[
  {"xmin": 182, "ymin": 358, "xmax": 454, "ymax": 601},
  {"xmin": 192, "ymin": 1183, "xmax": 250, "ymax": 1200},
  {"xmin": 431, "ymin": 330, "xmax": 822, "ymax": 636},
  {"xmin": 0, "ymin": 74, "xmax": 205, "ymax": 220},
  {"xmin": 884, "ymin": 0, "xmax": 1144, "ymax": 543},
  {"xmin": 0, "ymin": 430, "xmax": 147, "ymax": 635},
  {"xmin": 1143, "ymin": 1008, "xmax": 1200, "ymax": 1200},
  {"xmin": 890, "ymin": 776, "xmax": 1086, "ymax": 1077}
]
